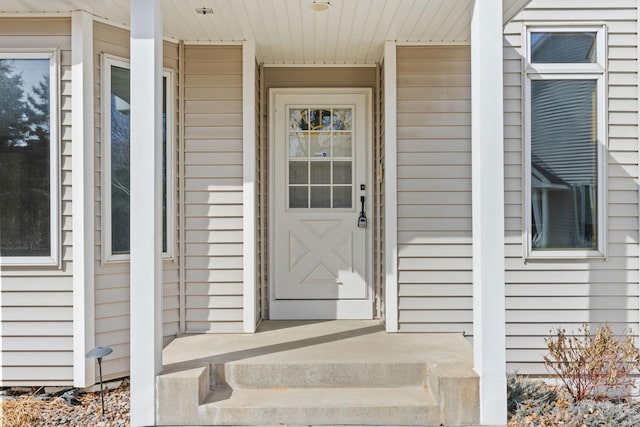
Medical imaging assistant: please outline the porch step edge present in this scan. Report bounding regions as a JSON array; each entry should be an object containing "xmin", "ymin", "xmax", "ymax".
[
  {"xmin": 221, "ymin": 361, "xmax": 429, "ymax": 388},
  {"xmin": 196, "ymin": 386, "xmax": 442, "ymax": 426}
]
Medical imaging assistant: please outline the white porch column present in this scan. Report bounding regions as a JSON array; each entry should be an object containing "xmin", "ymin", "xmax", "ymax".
[
  {"xmin": 71, "ymin": 10, "xmax": 95, "ymax": 388},
  {"xmin": 242, "ymin": 40, "xmax": 257, "ymax": 333},
  {"xmin": 471, "ymin": 0, "xmax": 507, "ymax": 425},
  {"xmin": 383, "ymin": 40, "xmax": 399, "ymax": 333},
  {"xmin": 130, "ymin": 1, "xmax": 163, "ymax": 426}
]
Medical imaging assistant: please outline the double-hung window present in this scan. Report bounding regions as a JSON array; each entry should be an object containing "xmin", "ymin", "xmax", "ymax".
[
  {"xmin": 0, "ymin": 51, "xmax": 59, "ymax": 265},
  {"xmin": 524, "ymin": 27, "xmax": 606, "ymax": 258},
  {"xmin": 102, "ymin": 55, "xmax": 174, "ymax": 262}
]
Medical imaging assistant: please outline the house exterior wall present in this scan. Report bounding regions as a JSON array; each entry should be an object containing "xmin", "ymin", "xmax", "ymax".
[
  {"xmin": 0, "ymin": 17, "xmax": 74, "ymax": 386},
  {"xmin": 504, "ymin": 0, "xmax": 639, "ymax": 373},
  {"xmin": 92, "ymin": 22, "xmax": 180, "ymax": 380},
  {"xmin": 183, "ymin": 45, "xmax": 244, "ymax": 333},
  {"xmin": 395, "ymin": 46, "xmax": 473, "ymax": 334}
]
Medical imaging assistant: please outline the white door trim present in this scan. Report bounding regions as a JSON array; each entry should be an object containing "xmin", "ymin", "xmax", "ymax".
[{"xmin": 269, "ymin": 88, "xmax": 373, "ymax": 319}]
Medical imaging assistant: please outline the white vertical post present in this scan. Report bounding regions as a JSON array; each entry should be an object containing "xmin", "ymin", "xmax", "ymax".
[
  {"xmin": 471, "ymin": 0, "xmax": 507, "ymax": 425},
  {"xmin": 71, "ymin": 10, "xmax": 95, "ymax": 388},
  {"xmin": 130, "ymin": 1, "xmax": 163, "ymax": 425},
  {"xmin": 243, "ymin": 40, "xmax": 257, "ymax": 333},
  {"xmin": 383, "ymin": 41, "xmax": 398, "ymax": 333}
]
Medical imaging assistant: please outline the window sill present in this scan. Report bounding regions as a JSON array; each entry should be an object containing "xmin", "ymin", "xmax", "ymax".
[
  {"xmin": 103, "ymin": 252, "xmax": 175, "ymax": 265},
  {"xmin": 0, "ymin": 256, "xmax": 59, "ymax": 267},
  {"xmin": 524, "ymin": 249, "xmax": 606, "ymax": 260}
]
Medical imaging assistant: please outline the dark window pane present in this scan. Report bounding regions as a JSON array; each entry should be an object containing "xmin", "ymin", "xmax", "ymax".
[
  {"xmin": 0, "ymin": 58, "xmax": 51, "ymax": 257},
  {"xmin": 289, "ymin": 161, "xmax": 308, "ymax": 184},
  {"xmin": 531, "ymin": 32, "xmax": 597, "ymax": 63},
  {"xmin": 162, "ymin": 76, "xmax": 168, "ymax": 254},
  {"xmin": 289, "ymin": 187, "xmax": 308, "ymax": 208},
  {"xmin": 110, "ymin": 67, "xmax": 169, "ymax": 255},
  {"xmin": 310, "ymin": 186, "xmax": 331, "ymax": 208},
  {"xmin": 531, "ymin": 79, "xmax": 597, "ymax": 250},
  {"xmin": 110, "ymin": 66, "xmax": 131, "ymax": 254},
  {"xmin": 310, "ymin": 161, "xmax": 330, "ymax": 184},
  {"xmin": 333, "ymin": 161, "xmax": 352, "ymax": 184},
  {"xmin": 333, "ymin": 186, "xmax": 352, "ymax": 208}
]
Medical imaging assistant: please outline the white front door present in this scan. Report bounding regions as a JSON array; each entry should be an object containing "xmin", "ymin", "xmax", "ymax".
[{"xmin": 270, "ymin": 89, "xmax": 372, "ymax": 319}]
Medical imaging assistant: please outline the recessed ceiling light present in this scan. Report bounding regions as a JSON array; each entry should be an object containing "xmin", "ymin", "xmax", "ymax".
[
  {"xmin": 310, "ymin": 1, "xmax": 331, "ymax": 12},
  {"xmin": 195, "ymin": 7, "xmax": 214, "ymax": 16}
]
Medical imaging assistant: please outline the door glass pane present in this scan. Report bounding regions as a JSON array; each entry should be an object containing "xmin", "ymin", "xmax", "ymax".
[
  {"xmin": 309, "ymin": 109, "xmax": 331, "ymax": 131},
  {"xmin": 310, "ymin": 161, "xmax": 330, "ymax": 184},
  {"xmin": 286, "ymin": 106, "xmax": 355, "ymax": 210},
  {"xmin": 531, "ymin": 32, "xmax": 597, "ymax": 63},
  {"xmin": 333, "ymin": 161, "xmax": 352, "ymax": 184},
  {"xmin": 332, "ymin": 134, "xmax": 352, "ymax": 157},
  {"xmin": 310, "ymin": 133, "xmax": 331, "ymax": 158},
  {"xmin": 333, "ymin": 186, "xmax": 352, "ymax": 208},
  {"xmin": 531, "ymin": 79, "xmax": 597, "ymax": 250},
  {"xmin": 310, "ymin": 186, "xmax": 330, "ymax": 208},
  {"xmin": 289, "ymin": 162, "xmax": 308, "ymax": 184},
  {"xmin": 290, "ymin": 187, "xmax": 308, "ymax": 208},
  {"xmin": 332, "ymin": 109, "xmax": 352, "ymax": 130},
  {"xmin": 289, "ymin": 133, "xmax": 308, "ymax": 157},
  {"xmin": 290, "ymin": 109, "xmax": 308, "ymax": 131}
]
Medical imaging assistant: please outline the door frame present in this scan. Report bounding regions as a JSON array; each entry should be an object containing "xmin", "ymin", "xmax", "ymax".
[{"xmin": 268, "ymin": 88, "xmax": 374, "ymax": 319}]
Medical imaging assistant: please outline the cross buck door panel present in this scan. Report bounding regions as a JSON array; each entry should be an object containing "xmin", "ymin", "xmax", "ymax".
[{"xmin": 271, "ymin": 90, "xmax": 372, "ymax": 319}]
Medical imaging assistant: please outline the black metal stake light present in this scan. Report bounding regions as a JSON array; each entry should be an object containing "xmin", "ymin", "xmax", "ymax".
[{"xmin": 86, "ymin": 346, "xmax": 113, "ymax": 420}]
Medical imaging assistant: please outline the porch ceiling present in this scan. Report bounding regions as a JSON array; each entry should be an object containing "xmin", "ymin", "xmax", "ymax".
[{"xmin": 1, "ymin": 0, "xmax": 530, "ymax": 64}]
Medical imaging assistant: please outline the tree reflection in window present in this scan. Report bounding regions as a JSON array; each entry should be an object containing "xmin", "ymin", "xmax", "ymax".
[{"xmin": 0, "ymin": 59, "xmax": 51, "ymax": 257}]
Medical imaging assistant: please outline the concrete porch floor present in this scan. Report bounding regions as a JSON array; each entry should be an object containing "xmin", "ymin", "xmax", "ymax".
[{"xmin": 158, "ymin": 320, "xmax": 479, "ymax": 426}]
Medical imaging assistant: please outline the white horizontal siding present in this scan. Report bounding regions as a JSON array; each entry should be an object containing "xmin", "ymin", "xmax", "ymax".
[
  {"xmin": 0, "ymin": 18, "xmax": 74, "ymax": 386},
  {"xmin": 396, "ymin": 46, "xmax": 473, "ymax": 335},
  {"xmin": 184, "ymin": 45, "xmax": 244, "ymax": 333},
  {"xmin": 93, "ymin": 22, "xmax": 180, "ymax": 380},
  {"xmin": 504, "ymin": 0, "xmax": 639, "ymax": 374}
]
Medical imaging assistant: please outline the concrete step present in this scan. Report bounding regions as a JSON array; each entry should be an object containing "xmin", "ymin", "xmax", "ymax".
[
  {"xmin": 156, "ymin": 363, "xmax": 479, "ymax": 426},
  {"xmin": 157, "ymin": 322, "xmax": 480, "ymax": 426},
  {"xmin": 220, "ymin": 361, "xmax": 428, "ymax": 388},
  {"xmin": 198, "ymin": 386, "xmax": 441, "ymax": 426}
]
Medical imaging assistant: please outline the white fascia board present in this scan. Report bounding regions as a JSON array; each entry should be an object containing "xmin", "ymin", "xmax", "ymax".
[
  {"xmin": 129, "ymin": 1, "xmax": 163, "ymax": 426},
  {"xmin": 71, "ymin": 10, "xmax": 95, "ymax": 388},
  {"xmin": 243, "ymin": 40, "xmax": 257, "ymax": 333},
  {"xmin": 383, "ymin": 41, "xmax": 399, "ymax": 333},
  {"xmin": 471, "ymin": 0, "xmax": 507, "ymax": 425}
]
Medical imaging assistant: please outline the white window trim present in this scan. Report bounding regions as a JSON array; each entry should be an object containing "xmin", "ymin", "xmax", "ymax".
[
  {"xmin": 101, "ymin": 54, "xmax": 174, "ymax": 263},
  {"xmin": 0, "ymin": 50, "xmax": 60, "ymax": 266},
  {"xmin": 523, "ymin": 25, "xmax": 607, "ymax": 259}
]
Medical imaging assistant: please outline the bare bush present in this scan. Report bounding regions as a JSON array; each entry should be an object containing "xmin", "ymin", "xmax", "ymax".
[{"xmin": 544, "ymin": 323, "xmax": 640, "ymax": 401}]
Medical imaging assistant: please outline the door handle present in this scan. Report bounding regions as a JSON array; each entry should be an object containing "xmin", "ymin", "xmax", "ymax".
[{"xmin": 358, "ymin": 195, "xmax": 367, "ymax": 228}]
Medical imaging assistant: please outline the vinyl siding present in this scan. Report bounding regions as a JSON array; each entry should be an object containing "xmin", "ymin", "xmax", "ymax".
[
  {"xmin": 396, "ymin": 46, "xmax": 473, "ymax": 334},
  {"xmin": 504, "ymin": 0, "xmax": 639, "ymax": 374},
  {"xmin": 93, "ymin": 22, "xmax": 180, "ymax": 380},
  {"xmin": 262, "ymin": 67, "xmax": 378, "ymax": 317},
  {"xmin": 183, "ymin": 45, "xmax": 244, "ymax": 333},
  {"xmin": 0, "ymin": 18, "xmax": 74, "ymax": 386}
]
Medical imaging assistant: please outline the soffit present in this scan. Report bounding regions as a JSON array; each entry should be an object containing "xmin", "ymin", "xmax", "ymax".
[{"xmin": 0, "ymin": 0, "xmax": 531, "ymax": 64}]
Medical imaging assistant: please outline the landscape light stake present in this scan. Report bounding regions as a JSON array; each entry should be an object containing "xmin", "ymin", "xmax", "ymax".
[{"xmin": 86, "ymin": 346, "xmax": 113, "ymax": 420}]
